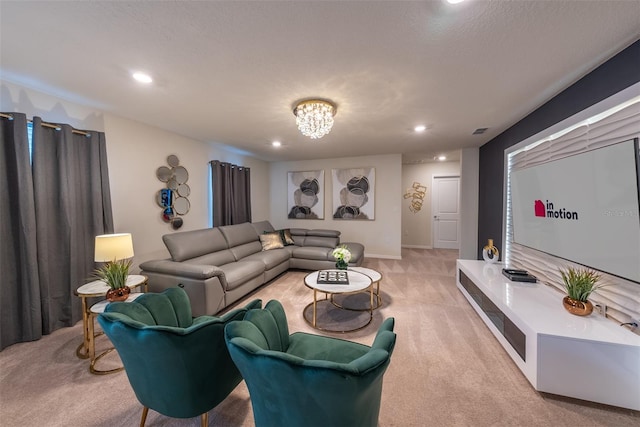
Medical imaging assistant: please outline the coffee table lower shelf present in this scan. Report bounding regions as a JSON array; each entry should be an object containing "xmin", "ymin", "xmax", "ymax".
[
  {"xmin": 303, "ymin": 297, "xmax": 373, "ymax": 333},
  {"xmin": 303, "ymin": 270, "xmax": 374, "ymax": 333}
]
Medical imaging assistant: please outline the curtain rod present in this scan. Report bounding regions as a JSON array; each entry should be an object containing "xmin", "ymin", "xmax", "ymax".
[{"xmin": 0, "ymin": 112, "xmax": 91, "ymax": 136}]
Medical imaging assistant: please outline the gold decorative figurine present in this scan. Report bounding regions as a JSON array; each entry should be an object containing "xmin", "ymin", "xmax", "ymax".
[{"xmin": 482, "ymin": 239, "xmax": 499, "ymax": 263}]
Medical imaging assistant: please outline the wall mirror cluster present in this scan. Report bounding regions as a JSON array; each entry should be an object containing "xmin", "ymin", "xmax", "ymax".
[{"xmin": 155, "ymin": 154, "xmax": 190, "ymax": 229}]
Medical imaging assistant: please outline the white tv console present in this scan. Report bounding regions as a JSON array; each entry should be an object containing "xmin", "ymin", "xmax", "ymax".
[{"xmin": 456, "ymin": 259, "xmax": 640, "ymax": 411}]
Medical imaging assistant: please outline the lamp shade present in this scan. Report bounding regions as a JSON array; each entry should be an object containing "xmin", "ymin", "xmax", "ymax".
[{"xmin": 95, "ymin": 233, "xmax": 134, "ymax": 262}]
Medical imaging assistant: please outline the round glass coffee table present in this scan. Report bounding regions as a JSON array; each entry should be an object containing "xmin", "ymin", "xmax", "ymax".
[{"xmin": 303, "ymin": 270, "xmax": 373, "ymax": 333}]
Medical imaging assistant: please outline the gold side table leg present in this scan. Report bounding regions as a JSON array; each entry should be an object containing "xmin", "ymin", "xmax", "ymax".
[
  {"xmin": 370, "ymin": 285, "xmax": 374, "ymax": 318},
  {"xmin": 313, "ymin": 289, "xmax": 317, "ymax": 328},
  {"xmin": 87, "ymin": 312, "xmax": 123, "ymax": 375},
  {"xmin": 90, "ymin": 349, "xmax": 124, "ymax": 375},
  {"xmin": 76, "ymin": 296, "xmax": 91, "ymax": 359}
]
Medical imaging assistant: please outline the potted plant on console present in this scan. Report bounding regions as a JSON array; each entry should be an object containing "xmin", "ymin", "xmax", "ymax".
[{"xmin": 560, "ymin": 266, "xmax": 603, "ymax": 316}]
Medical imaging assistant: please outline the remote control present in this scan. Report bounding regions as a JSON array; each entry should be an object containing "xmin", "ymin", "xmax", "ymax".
[{"xmin": 503, "ymin": 269, "xmax": 528, "ymax": 275}]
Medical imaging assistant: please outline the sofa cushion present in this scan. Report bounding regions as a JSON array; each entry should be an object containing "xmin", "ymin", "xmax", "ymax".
[
  {"xmin": 244, "ymin": 248, "xmax": 291, "ymax": 270},
  {"xmin": 231, "ymin": 241, "xmax": 263, "ymax": 260},
  {"xmin": 291, "ymin": 246, "xmax": 333, "ymax": 261},
  {"xmin": 307, "ymin": 229, "xmax": 341, "ymax": 238},
  {"xmin": 218, "ymin": 261, "xmax": 265, "ymax": 291},
  {"xmin": 303, "ymin": 235, "xmax": 339, "ymax": 249},
  {"xmin": 289, "ymin": 228, "xmax": 307, "ymax": 246},
  {"xmin": 259, "ymin": 233, "xmax": 284, "ymax": 251},
  {"xmin": 163, "ymin": 228, "xmax": 229, "ymax": 262},
  {"xmin": 186, "ymin": 249, "xmax": 236, "ymax": 267},
  {"xmin": 342, "ymin": 242, "xmax": 365, "ymax": 265},
  {"xmin": 219, "ymin": 222, "xmax": 260, "ymax": 248},
  {"xmin": 251, "ymin": 221, "xmax": 276, "ymax": 235}
]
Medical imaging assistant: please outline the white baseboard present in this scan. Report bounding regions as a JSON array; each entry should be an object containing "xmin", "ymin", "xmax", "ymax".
[
  {"xmin": 401, "ymin": 245, "xmax": 433, "ymax": 249},
  {"xmin": 365, "ymin": 253, "xmax": 403, "ymax": 260}
]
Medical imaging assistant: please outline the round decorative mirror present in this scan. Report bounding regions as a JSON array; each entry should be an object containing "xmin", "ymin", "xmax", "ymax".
[
  {"xmin": 174, "ymin": 166, "xmax": 189, "ymax": 184},
  {"xmin": 167, "ymin": 154, "xmax": 180, "ymax": 167},
  {"xmin": 167, "ymin": 178, "xmax": 178, "ymax": 190},
  {"xmin": 156, "ymin": 166, "xmax": 172, "ymax": 182},
  {"xmin": 173, "ymin": 197, "xmax": 190, "ymax": 215},
  {"xmin": 177, "ymin": 183, "xmax": 191, "ymax": 197}
]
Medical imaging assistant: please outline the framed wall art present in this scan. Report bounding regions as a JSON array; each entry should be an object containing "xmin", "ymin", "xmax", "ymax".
[
  {"xmin": 332, "ymin": 167, "xmax": 375, "ymax": 220},
  {"xmin": 287, "ymin": 170, "xmax": 324, "ymax": 219}
]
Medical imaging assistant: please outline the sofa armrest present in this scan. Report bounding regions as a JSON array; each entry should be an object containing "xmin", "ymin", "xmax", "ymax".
[{"xmin": 139, "ymin": 259, "xmax": 226, "ymax": 281}]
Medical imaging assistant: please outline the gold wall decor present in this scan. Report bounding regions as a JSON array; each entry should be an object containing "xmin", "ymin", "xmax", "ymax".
[{"xmin": 403, "ymin": 182, "xmax": 426, "ymax": 213}]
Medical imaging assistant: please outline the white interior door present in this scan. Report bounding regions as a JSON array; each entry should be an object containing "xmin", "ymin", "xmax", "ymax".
[{"xmin": 432, "ymin": 176, "xmax": 460, "ymax": 249}]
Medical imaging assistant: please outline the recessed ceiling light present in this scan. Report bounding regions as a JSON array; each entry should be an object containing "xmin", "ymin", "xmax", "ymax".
[
  {"xmin": 446, "ymin": 0, "xmax": 465, "ymax": 4},
  {"xmin": 272, "ymin": 141, "xmax": 282, "ymax": 147},
  {"xmin": 132, "ymin": 72, "xmax": 153, "ymax": 84},
  {"xmin": 438, "ymin": 155, "xmax": 447, "ymax": 161},
  {"xmin": 414, "ymin": 125, "xmax": 427, "ymax": 132}
]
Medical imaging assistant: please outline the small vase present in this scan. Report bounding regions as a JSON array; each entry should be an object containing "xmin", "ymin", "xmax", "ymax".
[
  {"xmin": 106, "ymin": 287, "xmax": 131, "ymax": 302},
  {"xmin": 482, "ymin": 239, "xmax": 499, "ymax": 263},
  {"xmin": 562, "ymin": 296, "xmax": 593, "ymax": 316},
  {"xmin": 335, "ymin": 259, "xmax": 348, "ymax": 270}
]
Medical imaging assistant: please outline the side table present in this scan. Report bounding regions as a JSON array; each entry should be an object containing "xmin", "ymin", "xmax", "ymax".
[{"xmin": 74, "ymin": 274, "xmax": 147, "ymax": 374}]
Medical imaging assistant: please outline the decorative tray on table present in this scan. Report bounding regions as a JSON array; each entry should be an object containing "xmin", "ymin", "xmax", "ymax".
[{"xmin": 317, "ymin": 270, "xmax": 349, "ymax": 285}]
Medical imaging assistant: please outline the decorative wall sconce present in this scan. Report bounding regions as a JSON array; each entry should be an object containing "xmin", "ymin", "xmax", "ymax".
[
  {"xmin": 156, "ymin": 155, "xmax": 190, "ymax": 229},
  {"xmin": 403, "ymin": 181, "xmax": 427, "ymax": 213}
]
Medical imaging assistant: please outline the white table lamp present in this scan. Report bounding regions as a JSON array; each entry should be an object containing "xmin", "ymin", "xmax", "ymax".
[{"xmin": 95, "ymin": 233, "xmax": 134, "ymax": 262}]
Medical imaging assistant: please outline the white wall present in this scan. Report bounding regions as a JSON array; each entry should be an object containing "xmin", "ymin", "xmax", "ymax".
[
  {"xmin": 269, "ymin": 154, "xmax": 402, "ymax": 259},
  {"xmin": 401, "ymin": 161, "xmax": 460, "ymax": 248},
  {"xmin": 1, "ymin": 80, "xmax": 270, "ymax": 270},
  {"xmin": 103, "ymin": 114, "xmax": 270, "ymax": 266}
]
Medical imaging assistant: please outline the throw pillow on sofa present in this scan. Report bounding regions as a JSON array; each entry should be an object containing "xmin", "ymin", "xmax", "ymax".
[
  {"xmin": 259, "ymin": 232, "xmax": 285, "ymax": 251},
  {"xmin": 263, "ymin": 229, "xmax": 295, "ymax": 246},
  {"xmin": 278, "ymin": 229, "xmax": 295, "ymax": 246}
]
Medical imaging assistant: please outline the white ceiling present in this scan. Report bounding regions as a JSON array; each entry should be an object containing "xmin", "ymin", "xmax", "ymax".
[{"xmin": 1, "ymin": 1, "xmax": 639, "ymax": 162}]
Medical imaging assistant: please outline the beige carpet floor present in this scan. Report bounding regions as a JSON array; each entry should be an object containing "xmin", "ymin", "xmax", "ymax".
[{"xmin": 1, "ymin": 249, "xmax": 638, "ymax": 426}]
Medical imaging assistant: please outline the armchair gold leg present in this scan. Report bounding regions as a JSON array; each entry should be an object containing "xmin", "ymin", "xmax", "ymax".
[
  {"xmin": 139, "ymin": 407, "xmax": 149, "ymax": 427},
  {"xmin": 201, "ymin": 412, "xmax": 208, "ymax": 427}
]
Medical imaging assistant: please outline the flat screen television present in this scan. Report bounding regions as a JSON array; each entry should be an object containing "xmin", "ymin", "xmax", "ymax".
[{"xmin": 510, "ymin": 138, "xmax": 640, "ymax": 283}]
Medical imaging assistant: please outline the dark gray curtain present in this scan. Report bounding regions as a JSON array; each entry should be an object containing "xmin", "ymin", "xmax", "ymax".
[
  {"xmin": 210, "ymin": 161, "xmax": 251, "ymax": 226},
  {"xmin": 0, "ymin": 113, "xmax": 42, "ymax": 350},
  {"xmin": 32, "ymin": 118, "xmax": 113, "ymax": 333},
  {"xmin": 0, "ymin": 114, "xmax": 113, "ymax": 350}
]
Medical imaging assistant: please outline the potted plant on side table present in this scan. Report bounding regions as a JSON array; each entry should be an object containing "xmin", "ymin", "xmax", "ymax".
[
  {"xmin": 94, "ymin": 259, "xmax": 133, "ymax": 302},
  {"xmin": 93, "ymin": 233, "xmax": 135, "ymax": 302},
  {"xmin": 560, "ymin": 266, "xmax": 603, "ymax": 316}
]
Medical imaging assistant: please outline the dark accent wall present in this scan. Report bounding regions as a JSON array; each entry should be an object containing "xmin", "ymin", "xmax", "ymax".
[{"xmin": 477, "ymin": 39, "xmax": 640, "ymax": 259}]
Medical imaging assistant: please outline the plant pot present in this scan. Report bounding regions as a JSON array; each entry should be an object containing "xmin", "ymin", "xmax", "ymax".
[
  {"xmin": 562, "ymin": 296, "xmax": 593, "ymax": 316},
  {"xmin": 106, "ymin": 287, "xmax": 131, "ymax": 302},
  {"xmin": 335, "ymin": 260, "xmax": 349, "ymax": 270}
]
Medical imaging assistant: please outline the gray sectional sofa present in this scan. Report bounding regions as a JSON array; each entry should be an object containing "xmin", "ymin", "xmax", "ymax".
[{"xmin": 139, "ymin": 220, "xmax": 364, "ymax": 316}]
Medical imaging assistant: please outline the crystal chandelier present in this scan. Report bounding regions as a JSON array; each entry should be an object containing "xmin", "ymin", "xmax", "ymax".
[{"xmin": 293, "ymin": 99, "xmax": 337, "ymax": 139}]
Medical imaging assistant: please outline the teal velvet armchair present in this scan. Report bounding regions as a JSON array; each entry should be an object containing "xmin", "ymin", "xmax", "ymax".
[
  {"xmin": 224, "ymin": 300, "xmax": 396, "ymax": 427},
  {"xmin": 97, "ymin": 287, "xmax": 261, "ymax": 427}
]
